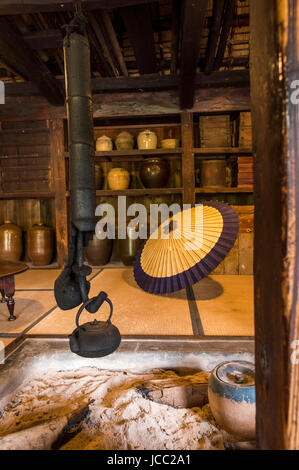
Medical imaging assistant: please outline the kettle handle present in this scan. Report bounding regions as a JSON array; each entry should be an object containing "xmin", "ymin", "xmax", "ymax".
[{"xmin": 75, "ymin": 293, "xmax": 113, "ymax": 328}]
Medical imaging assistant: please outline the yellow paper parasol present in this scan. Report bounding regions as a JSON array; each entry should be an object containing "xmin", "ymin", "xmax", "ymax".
[{"xmin": 134, "ymin": 201, "xmax": 239, "ymax": 294}]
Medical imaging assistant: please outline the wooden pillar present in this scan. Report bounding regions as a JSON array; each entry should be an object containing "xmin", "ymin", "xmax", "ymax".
[
  {"xmin": 50, "ymin": 119, "xmax": 68, "ymax": 267},
  {"xmin": 250, "ymin": 0, "xmax": 299, "ymax": 449},
  {"xmin": 181, "ymin": 111, "xmax": 195, "ymax": 205}
]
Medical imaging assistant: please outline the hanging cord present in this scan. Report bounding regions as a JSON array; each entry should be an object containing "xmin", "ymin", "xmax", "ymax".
[{"xmin": 63, "ymin": 0, "xmax": 88, "ymax": 44}]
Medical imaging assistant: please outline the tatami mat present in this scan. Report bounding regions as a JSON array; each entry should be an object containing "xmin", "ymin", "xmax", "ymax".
[
  {"xmin": 29, "ymin": 268, "xmax": 193, "ymax": 336},
  {"xmin": 15, "ymin": 268, "xmax": 100, "ymax": 290},
  {"xmin": 192, "ymin": 275, "xmax": 254, "ymax": 336},
  {"xmin": 0, "ymin": 290, "xmax": 56, "ymax": 334}
]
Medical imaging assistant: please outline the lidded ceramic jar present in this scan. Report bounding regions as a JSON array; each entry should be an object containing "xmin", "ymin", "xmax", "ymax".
[
  {"xmin": 27, "ymin": 223, "xmax": 54, "ymax": 266},
  {"xmin": 208, "ymin": 361, "xmax": 256, "ymax": 440},
  {"xmin": 96, "ymin": 135, "xmax": 113, "ymax": 151},
  {"xmin": 107, "ymin": 167, "xmax": 130, "ymax": 190},
  {"xmin": 84, "ymin": 232, "xmax": 113, "ymax": 266},
  {"xmin": 115, "ymin": 131, "xmax": 134, "ymax": 150},
  {"xmin": 139, "ymin": 158, "xmax": 169, "ymax": 188},
  {"xmin": 137, "ymin": 129, "xmax": 157, "ymax": 150},
  {"xmin": 0, "ymin": 220, "xmax": 22, "ymax": 262}
]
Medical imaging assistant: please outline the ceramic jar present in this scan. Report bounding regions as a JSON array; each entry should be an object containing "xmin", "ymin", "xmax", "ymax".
[
  {"xmin": 27, "ymin": 223, "xmax": 54, "ymax": 266},
  {"xmin": 0, "ymin": 220, "xmax": 22, "ymax": 262},
  {"xmin": 137, "ymin": 129, "xmax": 157, "ymax": 150},
  {"xmin": 161, "ymin": 138, "xmax": 179, "ymax": 149},
  {"xmin": 115, "ymin": 131, "xmax": 134, "ymax": 150},
  {"xmin": 107, "ymin": 168, "xmax": 130, "ymax": 190},
  {"xmin": 208, "ymin": 361, "xmax": 256, "ymax": 440},
  {"xmin": 84, "ymin": 234, "xmax": 113, "ymax": 266},
  {"xmin": 95, "ymin": 165, "xmax": 104, "ymax": 190},
  {"xmin": 119, "ymin": 222, "xmax": 146, "ymax": 266},
  {"xmin": 96, "ymin": 135, "xmax": 113, "ymax": 151},
  {"xmin": 139, "ymin": 158, "xmax": 169, "ymax": 188}
]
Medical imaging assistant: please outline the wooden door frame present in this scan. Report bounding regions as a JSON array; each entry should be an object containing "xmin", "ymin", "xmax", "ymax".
[{"xmin": 250, "ymin": 0, "xmax": 299, "ymax": 449}]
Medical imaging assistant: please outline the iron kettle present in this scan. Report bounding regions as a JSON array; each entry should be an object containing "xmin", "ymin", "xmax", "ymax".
[{"xmin": 69, "ymin": 292, "xmax": 121, "ymax": 358}]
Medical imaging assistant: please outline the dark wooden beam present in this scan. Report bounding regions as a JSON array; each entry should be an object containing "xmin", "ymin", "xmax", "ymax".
[
  {"xmin": 101, "ymin": 10, "xmax": 128, "ymax": 76},
  {"xmin": 214, "ymin": 0, "xmax": 236, "ymax": 71},
  {"xmin": 179, "ymin": 0, "xmax": 209, "ymax": 109},
  {"xmin": 170, "ymin": 0, "xmax": 181, "ymax": 75},
  {"xmin": 4, "ymin": 70, "xmax": 249, "ymax": 97},
  {"xmin": 204, "ymin": 0, "xmax": 225, "ymax": 74},
  {"xmin": 23, "ymin": 29, "xmax": 63, "ymax": 50},
  {"xmin": 0, "ymin": 0, "xmax": 160, "ymax": 15},
  {"xmin": 0, "ymin": 85, "xmax": 250, "ymax": 121},
  {"xmin": 120, "ymin": 4, "xmax": 157, "ymax": 74},
  {"xmin": 0, "ymin": 18, "xmax": 64, "ymax": 106},
  {"xmin": 250, "ymin": 0, "xmax": 299, "ymax": 450}
]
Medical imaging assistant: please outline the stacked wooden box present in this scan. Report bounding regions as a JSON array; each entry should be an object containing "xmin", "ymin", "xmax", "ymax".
[
  {"xmin": 199, "ymin": 115, "xmax": 231, "ymax": 148},
  {"xmin": 238, "ymin": 112, "xmax": 253, "ymax": 187},
  {"xmin": 238, "ymin": 156, "xmax": 253, "ymax": 187},
  {"xmin": 239, "ymin": 112, "xmax": 252, "ymax": 148}
]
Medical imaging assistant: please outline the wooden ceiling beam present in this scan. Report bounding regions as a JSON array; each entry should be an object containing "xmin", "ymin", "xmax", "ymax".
[
  {"xmin": 0, "ymin": 17, "xmax": 64, "ymax": 106},
  {"xmin": 179, "ymin": 0, "xmax": 209, "ymax": 109},
  {"xmin": 204, "ymin": 0, "xmax": 225, "ymax": 74},
  {"xmin": 4, "ymin": 70, "xmax": 249, "ymax": 97},
  {"xmin": 120, "ymin": 4, "xmax": 158, "ymax": 75},
  {"xmin": 101, "ymin": 10, "xmax": 128, "ymax": 77},
  {"xmin": 0, "ymin": 1, "xmax": 160, "ymax": 16},
  {"xmin": 213, "ymin": 0, "xmax": 236, "ymax": 71},
  {"xmin": 23, "ymin": 29, "xmax": 63, "ymax": 50}
]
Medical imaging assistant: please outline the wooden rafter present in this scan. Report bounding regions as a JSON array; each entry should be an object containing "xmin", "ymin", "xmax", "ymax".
[
  {"xmin": 204, "ymin": 0, "xmax": 225, "ymax": 74},
  {"xmin": 179, "ymin": 0, "xmax": 209, "ymax": 109},
  {"xmin": 213, "ymin": 0, "xmax": 236, "ymax": 71},
  {"xmin": 0, "ymin": 1, "xmax": 160, "ymax": 16},
  {"xmin": 0, "ymin": 17, "xmax": 64, "ymax": 106},
  {"xmin": 101, "ymin": 10, "xmax": 128, "ymax": 77},
  {"xmin": 120, "ymin": 4, "xmax": 157, "ymax": 75}
]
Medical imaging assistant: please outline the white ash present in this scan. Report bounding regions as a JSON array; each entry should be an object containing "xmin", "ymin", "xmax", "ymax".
[{"xmin": 0, "ymin": 367, "xmax": 234, "ymax": 450}]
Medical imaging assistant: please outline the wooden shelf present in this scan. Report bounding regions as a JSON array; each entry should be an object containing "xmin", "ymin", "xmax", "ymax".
[
  {"xmin": 193, "ymin": 147, "xmax": 252, "ymax": 155},
  {"xmin": 65, "ymin": 148, "xmax": 183, "ymax": 160},
  {"xmin": 0, "ymin": 191, "xmax": 55, "ymax": 199},
  {"xmin": 66, "ymin": 188, "xmax": 183, "ymax": 197},
  {"xmin": 195, "ymin": 187, "xmax": 253, "ymax": 194}
]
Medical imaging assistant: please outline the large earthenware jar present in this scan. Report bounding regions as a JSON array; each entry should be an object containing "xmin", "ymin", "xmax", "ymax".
[
  {"xmin": 95, "ymin": 164, "xmax": 104, "ymax": 190},
  {"xmin": 27, "ymin": 223, "xmax": 54, "ymax": 266},
  {"xmin": 137, "ymin": 129, "xmax": 157, "ymax": 150},
  {"xmin": 115, "ymin": 131, "xmax": 134, "ymax": 150},
  {"xmin": 0, "ymin": 220, "xmax": 22, "ymax": 262},
  {"xmin": 208, "ymin": 361, "xmax": 256, "ymax": 440},
  {"xmin": 96, "ymin": 135, "xmax": 113, "ymax": 151},
  {"xmin": 107, "ymin": 167, "xmax": 130, "ymax": 190},
  {"xmin": 84, "ymin": 234, "xmax": 113, "ymax": 266},
  {"xmin": 119, "ymin": 223, "xmax": 145, "ymax": 266},
  {"xmin": 139, "ymin": 158, "xmax": 170, "ymax": 188}
]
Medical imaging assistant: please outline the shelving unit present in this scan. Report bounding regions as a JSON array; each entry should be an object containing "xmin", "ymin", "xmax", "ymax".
[{"xmin": 0, "ymin": 110, "xmax": 254, "ymax": 267}]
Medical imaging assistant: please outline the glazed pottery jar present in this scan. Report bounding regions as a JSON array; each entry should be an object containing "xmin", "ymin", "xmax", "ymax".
[
  {"xmin": 0, "ymin": 220, "xmax": 22, "ymax": 262},
  {"xmin": 115, "ymin": 131, "xmax": 134, "ymax": 150},
  {"xmin": 95, "ymin": 165, "xmax": 103, "ymax": 190},
  {"xmin": 107, "ymin": 168, "xmax": 130, "ymax": 190},
  {"xmin": 139, "ymin": 158, "xmax": 170, "ymax": 188},
  {"xmin": 84, "ymin": 234, "xmax": 113, "ymax": 266},
  {"xmin": 161, "ymin": 138, "xmax": 180, "ymax": 149},
  {"xmin": 208, "ymin": 361, "xmax": 256, "ymax": 440},
  {"xmin": 96, "ymin": 135, "xmax": 113, "ymax": 151},
  {"xmin": 137, "ymin": 129, "xmax": 157, "ymax": 150},
  {"xmin": 27, "ymin": 223, "xmax": 54, "ymax": 266},
  {"xmin": 119, "ymin": 221, "xmax": 146, "ymax": 266}
]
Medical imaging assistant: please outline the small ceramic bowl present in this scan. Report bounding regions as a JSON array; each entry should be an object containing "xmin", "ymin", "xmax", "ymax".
[{"xmin": 161, "ymin": 138, "xmax": 180, "ymax": 149}]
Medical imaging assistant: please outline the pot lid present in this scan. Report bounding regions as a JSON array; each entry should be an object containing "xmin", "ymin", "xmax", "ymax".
[{"xmin": 215, "ymin": 361, "xmax": 255, "ymax": 387}]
